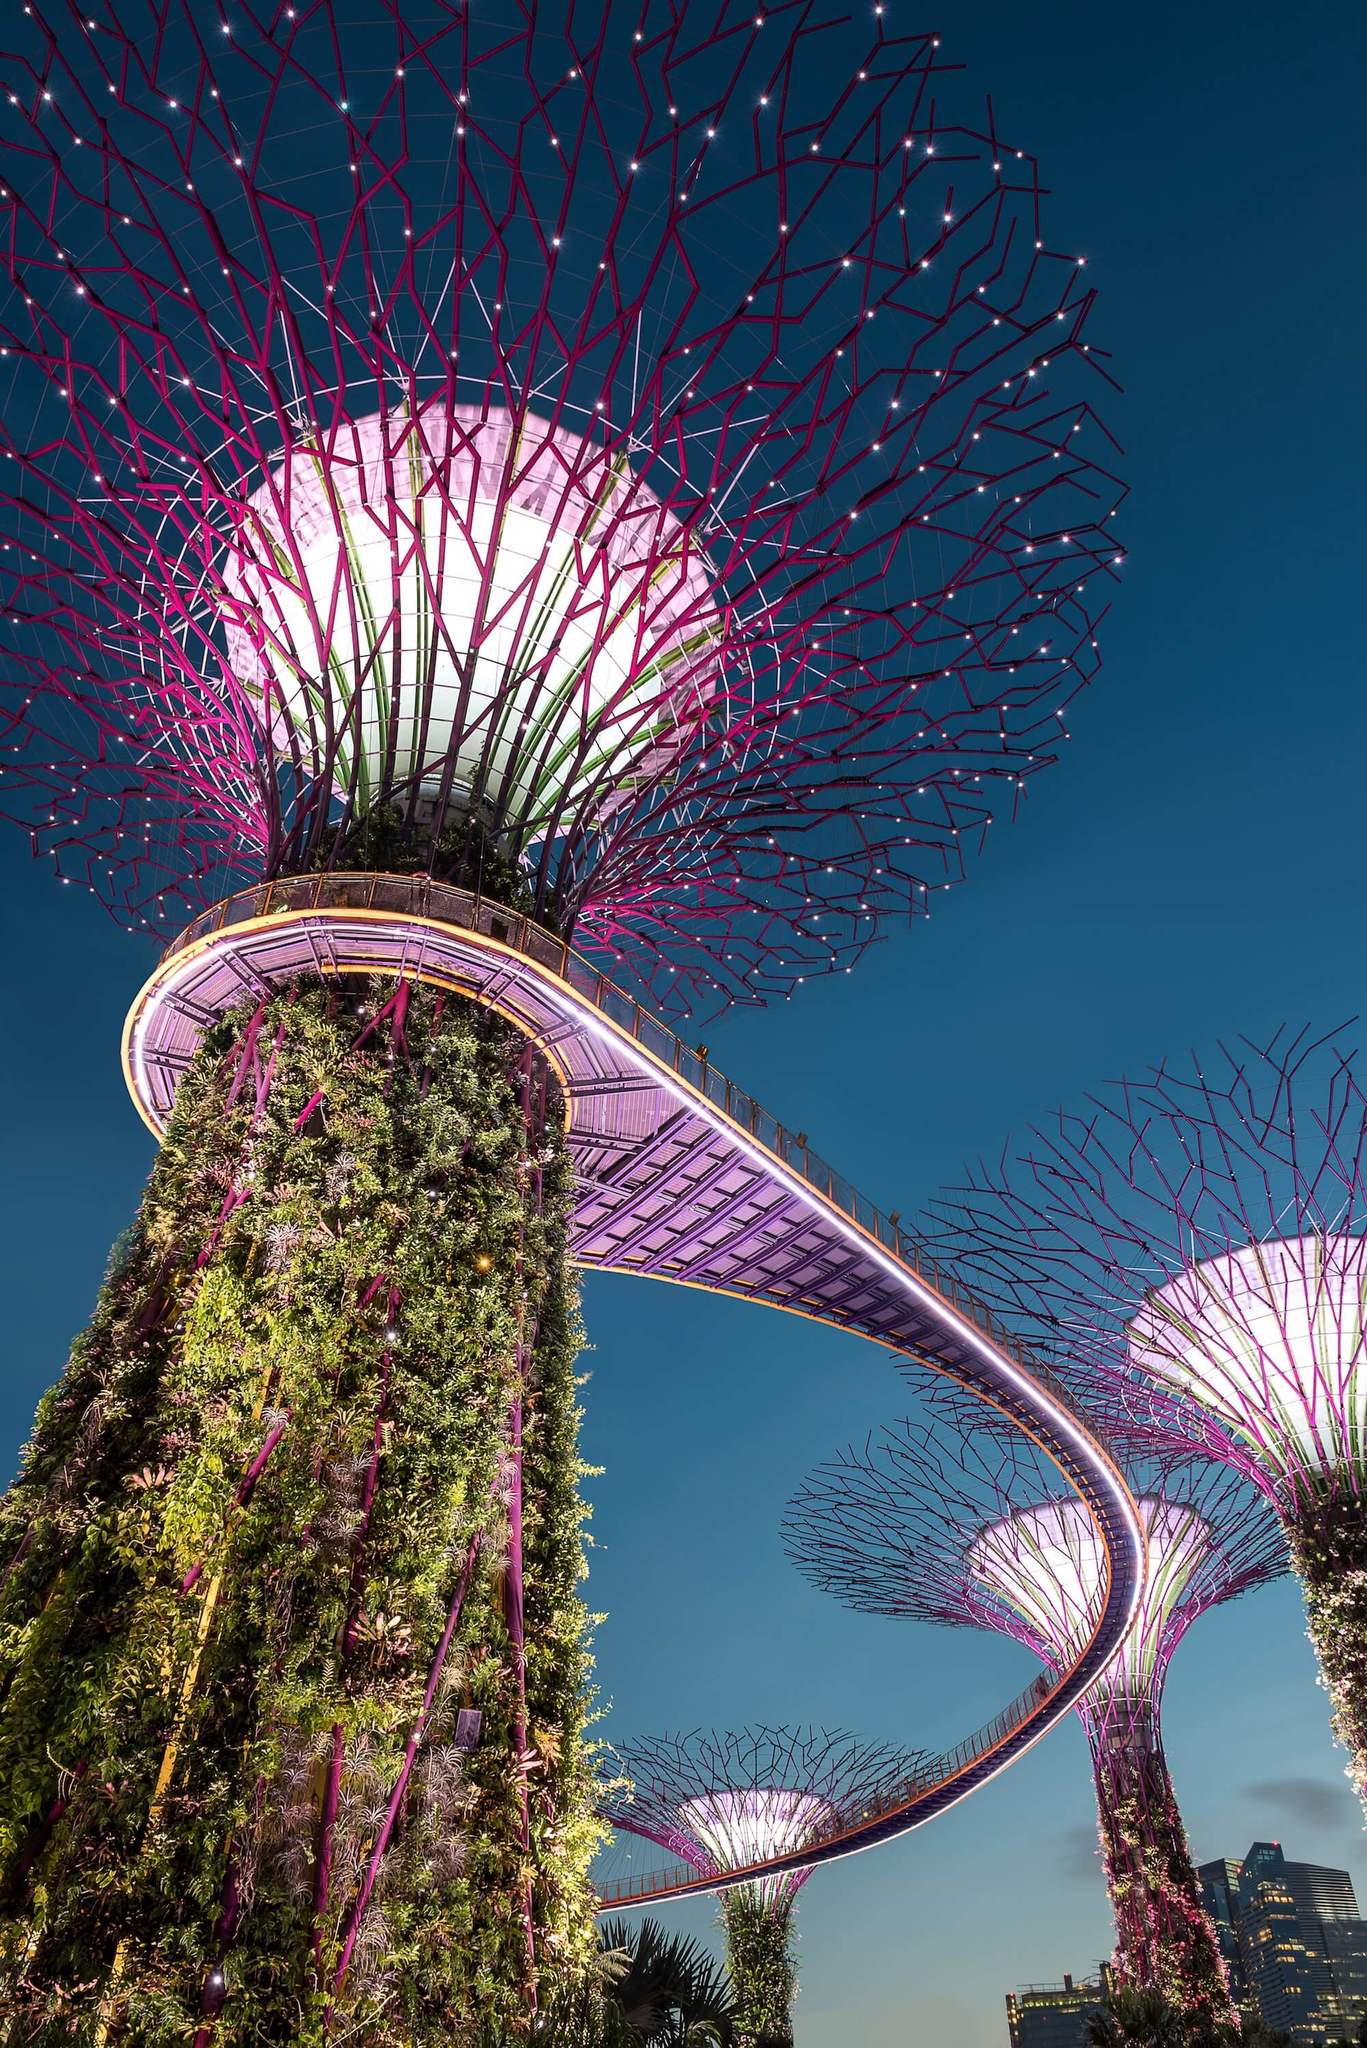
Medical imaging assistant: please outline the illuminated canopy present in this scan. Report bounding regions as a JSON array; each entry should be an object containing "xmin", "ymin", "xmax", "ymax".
[
  {"xmin": 968, "ymin": 1498, "xmax": 1105, "ymax": 1662},
  {"xmin": 969, "ymin": 1495, "xmax": 1214, "ymax": 1703},
  {"xmin": 220, "ymin": 401, "xmax": 721, "ymax": 832},
  {"xmin": 680, "ymin": 1788, "xmax": 835, "ymax": 1911},
  {"xmin": 1127, "ymin": 1234, "xmax": 1367, "ymax": 1483},
  {"xmin": 601, "ymin": 1726, "xmax": 925, "ymax": 1908}
]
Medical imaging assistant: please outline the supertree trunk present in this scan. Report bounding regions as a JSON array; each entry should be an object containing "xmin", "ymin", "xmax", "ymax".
[
  {"xmin": 0, "ymin": 978, "xmax": 600, "ymax": 2044},
  {"xmin": 719, "ymin": 1889, "xmax": 797, "ymax": 2048},
  {"xmin": 1285, "ymin": 1489, "xmax": 1367, "ymax": 1817},
  {"xmin": 1085, "ymin": 1701, "xmax": 1233, "ymax": 2028}
]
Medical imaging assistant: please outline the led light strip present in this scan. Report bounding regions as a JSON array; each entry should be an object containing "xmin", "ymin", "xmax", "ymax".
[{"xmin": 123, "ymin": 899, "xmax": 1146, "ymax": 1898}]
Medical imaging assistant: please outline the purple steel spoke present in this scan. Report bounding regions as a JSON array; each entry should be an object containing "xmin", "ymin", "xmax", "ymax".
[
  {"xmin": 783, "ymin": 1385, "xmax": 1286, "ymax": 2006},
  {"xmin": 329, "ymin": 1524, "xmax": 486, "ymax": 2006},
  {"xmin": 179, "ymin": 1409, "xmax": 292, "ymax": 1599},
  {"xmin": 0, "ymin": 0, "xmax": 1142, "ymax": 1928},
  {"xmin": 0, "ymin": 2, "xmax": 1123, "ymax": 1021}
]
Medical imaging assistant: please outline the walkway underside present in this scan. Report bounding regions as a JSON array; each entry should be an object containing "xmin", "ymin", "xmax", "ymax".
[{"xmin": 123, "ymin": 873, "xmax": 1144, "ymax": 1907}]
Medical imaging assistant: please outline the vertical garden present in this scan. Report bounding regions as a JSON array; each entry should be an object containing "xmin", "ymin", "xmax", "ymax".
[
  {"xmin": 719, "ymin": 1887, "xmax": 798, "ymax": 2046},
  {"xmin": 0, "ymin": 977, "xmax": 600, "ymax": 2041}
]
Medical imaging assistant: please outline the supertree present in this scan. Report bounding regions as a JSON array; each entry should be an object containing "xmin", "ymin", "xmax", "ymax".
[
  {"xmin": 600, "ymin": 1725, "xmax": 926, "ymax": 2045},
  {"xmin": 0, "ymin": 0, "xmax": 1125, "ymax": 2035},
  {"xmin": 782, "ymin": 1396, "xmax": 1286, "ymax": 2023},
  {"xmin": 920, "ymin": 1027, "xmax": 1367, "ymax": 1831}
]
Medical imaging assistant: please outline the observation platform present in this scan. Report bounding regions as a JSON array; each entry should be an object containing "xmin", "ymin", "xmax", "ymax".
[{"xmin": 122, "ymin": 872, "xmax": 1143, "ymax": 1905}]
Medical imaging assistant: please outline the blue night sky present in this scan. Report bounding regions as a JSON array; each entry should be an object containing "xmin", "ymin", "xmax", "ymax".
[{"xmin": 2, "ymin": 2, "xmax": 1367, "ymax": 2042}]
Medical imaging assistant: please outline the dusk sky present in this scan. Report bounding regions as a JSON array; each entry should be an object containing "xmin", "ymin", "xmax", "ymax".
[{"xmin": 2, "ymin": 2, "xmax": 1366, "ymax": 2043}]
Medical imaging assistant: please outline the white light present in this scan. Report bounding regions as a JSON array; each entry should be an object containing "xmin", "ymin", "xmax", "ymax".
[
  {"xmin": 1129, "ymin": 1235, "xmax": 1367, "ymax": 1483},
  {"xmin": 971, "ymin": 1494, "xmax": 1211, "ymax": 1701},
  {"xmin": 221, "ymin": 402, "xmax": 723, "ymax": 834},
  {"xmin": 681, "ymin": 1788, "xmax": 833, "ymax": 1907}
]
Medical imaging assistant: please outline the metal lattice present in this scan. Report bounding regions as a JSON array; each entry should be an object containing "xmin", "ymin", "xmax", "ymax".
[
  {"xmin": 600, "ymin": 1723, "xmax": 928, "ymax": 1904},
  {"xmin": 922, "ymin": 1024, "xmax": 1367, "ymax": 1516},
  {"xmin": 0, "ymin": 0, "xmax": 1124, "ymax": 1016}
]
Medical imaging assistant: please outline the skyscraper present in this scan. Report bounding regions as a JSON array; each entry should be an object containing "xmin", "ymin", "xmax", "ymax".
[
  {"xmin": 1197, "ymin": 1844, "xmax": 1367, "ymax": 2044},
  {"xmin": 1201, "ymin": 1859, "xmax": 1252, "ymax": 2008}
]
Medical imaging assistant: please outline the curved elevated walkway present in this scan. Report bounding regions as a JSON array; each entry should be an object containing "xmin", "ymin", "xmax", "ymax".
[{"xmin": 122, "ymin": 873, "xmax": 1144, "ymax": 1905}]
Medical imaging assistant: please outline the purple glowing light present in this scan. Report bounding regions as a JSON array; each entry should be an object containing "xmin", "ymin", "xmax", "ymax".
[
  {"xmin": 0, "ymin": 1, "xmax": 1125, "ymax": 1015},
  {"xmin": 923, "ymin": 1027, "xmax": 1367, "ymax": 1513}
]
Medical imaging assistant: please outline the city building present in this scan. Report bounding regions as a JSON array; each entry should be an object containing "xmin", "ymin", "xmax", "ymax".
[
  {"xmin": 1006, "ymin": 1970, "xmax": 1114, "ymax": 2048},
  {"xmin": 1197, "ymin": 1843, "xmax": 1367, "ymax": 2044},
  {"xmin": 1201, "ymin": 1857, "xmax": 1252, "ymax": 2007}
]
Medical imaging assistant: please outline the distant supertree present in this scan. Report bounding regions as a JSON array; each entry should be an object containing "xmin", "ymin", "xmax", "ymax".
[
  {"xmin": 601, "ymin": 1725, "xmax": 926, "ymax": 2046},
  {"xmin": 783, "ymin": 1398, "xmax": 1286, "ymax": 2022},
  {"xmin": 924, "ymin": 1027, "xmax": 1367, "ymax": 1823},
  {"xmin": 0, "ymin": 0, "xmax": 1124, "ymax": 2032}
]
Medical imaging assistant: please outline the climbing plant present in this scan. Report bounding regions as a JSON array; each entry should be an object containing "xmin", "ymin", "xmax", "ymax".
[
  {"xmin": 0, "ymin": 976, "xmax": 601, "ymax": 2043},
  {"xmin": 1088, "ymin": 1708, "xmax": 1233, "ymax": 2028},
  {"xmin": 719, "ymin": 1890, "xmax": 797, "ymax": 2048}
]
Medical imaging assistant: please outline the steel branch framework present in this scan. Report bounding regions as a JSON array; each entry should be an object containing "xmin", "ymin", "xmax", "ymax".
[
  {"xmin": 601, "ymin": 1725, "xmax": 925, "ymax": 1905},
  {"xmin": 782, "ymin": 1393, "xmax": 1282, "ymax": 1675},
  {"xmin": 923, "ymin": 1026, "xmax": 1367, "ymax": 1513},
  {"xmin": 0, "ymin": 0, "xmax": 1124, "ymax": 1017},
  {"xmin": 782, "ymin": 1389, "xmax": 1284, "ymax": 2015},
  {"xmin": 921, "ymin": 1024, "xmax": 1367, "ymax": 1816},
  {"xmin": 122, "ymin": 878, "xmax": 1146, "ymax": 1905}
]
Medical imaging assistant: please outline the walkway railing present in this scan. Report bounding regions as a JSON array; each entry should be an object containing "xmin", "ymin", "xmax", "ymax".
[
  {"xmin": 596, "ymin": 1664, "xmax": 1071, "ymax": 1905},
  {"xmin": 159, "ymin": 870, "xmax": 1120, "ymax": 1909},
  {"xmin": 163, "ymin": 870, "xmax": 1068, "ymax": 1399}
]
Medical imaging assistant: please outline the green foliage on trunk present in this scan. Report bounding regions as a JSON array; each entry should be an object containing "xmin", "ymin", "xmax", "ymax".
[
  {"xmin": 0, "ymin": 977, "xmax": 601, "ymax": 2043},
  {"xmin": 719, "ymin": 1890, "xmax": 795, "ymax": 2048},
  {"xmin": 1089, "ymin": 1709, "xmax": 1234, "ymax": 2027},
  {"xmin": 1288, "ymin": 1492, "xmax": 1367, "ymax": 1818},
  {"xmin": 308, "ymin": 805, "xmax": 540, "ymax": 918}
]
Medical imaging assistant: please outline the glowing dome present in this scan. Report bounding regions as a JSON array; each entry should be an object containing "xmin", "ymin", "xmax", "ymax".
[
  {"xmin": 969, "ymin": 1495, "xmax": 1213, "ymax": 1698},
  {"xmin": 1127, "ymin": 1235, "xmax": 1367, "ymax": 1483},
  {"xmin": 681, "ymin": 1787, "xmax": 835, "ymax": 1909},
  {"xmin": 968, "ymin": 1498, "xmax": 1105, "ymax": 1659},
  {"xmin": 219, "ymin": 399, "xmax": 723, "ymax": 832}
]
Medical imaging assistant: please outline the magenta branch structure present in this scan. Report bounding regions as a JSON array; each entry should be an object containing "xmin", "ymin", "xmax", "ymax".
[
  {"xmin": 124, "ymin": 872, "xmax": 1146, "ymax": 1909},
  {"xmin": 925, "ymin": 1027, "xmax": 1367, "ymax": 1818},
  {"xmin": 0, "ymin": 0, "xmax": 1141, "ymax": 2009},
  {"xmin": 601, "ymin": 1725, "xmax": 924, "ymax": 2041},
  {"xmin": 0, "ymin": 0, "xmax": 1124, "ymax": 1017},
  {"xmin": 783, "ymin": 1394, "xmax": 1286, "ymax": 2020}
]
